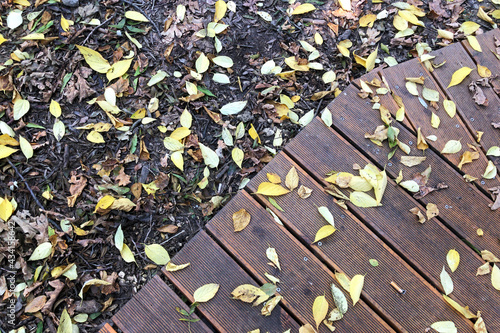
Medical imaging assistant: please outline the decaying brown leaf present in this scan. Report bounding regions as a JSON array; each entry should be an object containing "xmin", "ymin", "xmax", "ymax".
[
  {"xmin": 426, "ymin": 203, "xmax": 439, "ymax": 221},
  {"xmin": 231, "ymin": 284, "xmax": 270, "ymax": 306},
  {"xmin": 233, "ymin": 208, "xmax": 251, "ymax": 232},
  {"xmin": 298, "ymin": 185, "xmax": 313, "ymax": 198},
  {"xmin": 409, "ymin": 207, "xmax": 426, "ymax": 223}
]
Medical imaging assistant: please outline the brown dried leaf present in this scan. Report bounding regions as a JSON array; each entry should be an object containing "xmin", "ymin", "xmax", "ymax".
[
  {"xmin": 409, "ymin": 207, "xmax": 426, "ymax": 223},
  {"xmin": 233, "ymin": 208, "xmax": 251, "ymax": 232},
  {"xmin": 298, "ymin": 185, "xmax": 313, "ymax": 199},
  {"xmin": 285, "ymin": 166, "xmax": 299, "ymax": 191}
]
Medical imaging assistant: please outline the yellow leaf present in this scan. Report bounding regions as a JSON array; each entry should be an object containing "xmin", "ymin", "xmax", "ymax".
[
  {"xmin": 61, "ymin": 15, "xmax": 71, "ymax": 32},
  {"xmin": 359, "ymin": 14, "xmax": 377, "ymax": 27},
  {"xmin": 195, "ymin": 52, "xmax": 210, "ymax": 74},
  {"xmin": 335, "ymin": 272, "xmax": 351, "ymax": 291},
  {"xmin": 131, "ymin": 108, "xmax": 146, "ymax": 119},
  {"xmin": 199, "ymin": 143, "xmax": 219, "ymax": 168},
  {"xmin": 78, "ymin": 279, "xmax": 111, "ymax": 299},
  {"xmin": 231, "ymin": 284, "xmax": 269, "ymax": 305},
  {"xmin": 49, "ymin": 100, "xmax": 62, "ymax": 118},
  {"xmin": 170, "ymin": 127, "xmax": 191, "ymax": 141},
  {"xmin": 366, "ymin": 47, "xmax": 378, "ymax": 72},
  {"xmin": 477, "ymin": 64, "xmax": 491, "ymax": 78},
  {"xmin": 0, "ymin": 34, "xmax": 9, "ymax": 46},
  {"xmin": 422, "ymin": 87, "xmax": 439, "ymax": 102},
  {"xmin": 13, "ymin": 0, "xmax": 30, "ymax": 6},
  {"xmin": 430, "ymin": 321, "xmax": 457, "ymax": 333},
  {"xmin": 460, "ymin": 21, "xmax": 480, "ymax": 35},
  {"xmin": 13, "ymin": 99, "xmax": 30, "ymax": 120},
  {"xmin": 417, "ymin": 127, "xmax": 428, "ymax": 151},
  {"xmin": 318, "ymin": 206, "xmax": 334, "ymax": 226},
  {"xmin": 487, "ymin": 146, "xmax": 500, "ymax": 157},
  {"xmin": 0, "ymin": 135, "xmax": 19, "ymax": 146},
  {"xmin": 312, "ymin": 295, "xmax": 329, "ymax": 329},
  {"xmin": 349, "ymin": 274, "xmax": 364, "ymax": 306},
  {"xmin": 437, "ymin": 29, "xmax": 454, "ymax": 40},
  {"xmin": 482, "ymin": 160, "xmax": 497, "ymax": 179},
  {"xmin": 443, "ymin": 100, "xmax": 456, "ymax": 118},
  {"xmin": 110, "ymin": 198, "xmax": 136, "ymax": 212},
  {"xmin": 107, "ymin": 58, "xmax": 133, "ymax": 81},
  {"xmin": 145, "ymin": 244, "xmax": 170, "ymax": 265},
  {"xmin": 299, "ymin": 324, "xmax": 316, "ymax": 333},
  {"xmin": 86, "ymin": 130, "xmax": 105, "ymax": 143},
  {"xmin": 94, "ymin": 195, "xmax": 115, "ymax": 213},
  {"xmin": 0, "ymin": 145, "xmax": 18, "ymax": 159},
  {"xmin": 448, "ymin": 67, "xmax": 473, "ymax": 88},
  {"xmin": 249, "ymin": 124, "xmax": 261, "ymax": 143},
  {"xmin": 266, "ymin": 247, "xmax": 281, "ymax": 270},
  {"xmin": 232, "ymin": 147, "xmax": 244, "ymax": 168},
  {"xmin": 491, "ymin": 264, "xmax": 500, "ymax": 290},
  {"xmin": 261, "ymin": 295, "xmax": 282, "ymax": 316},
  {"xmin": 163, "ymin": 137, "xmax": 184, "ymax": 151},
  {"xmin": 313, "ymin": 225, "xmax": 336, "ymax": 243},
  {"xmin": 398, "ymin": 10, "xmax": 424, "ymax": 26},
  {"xmin": 53, "ymin": 119, "xmax": 65, "ymax": 142},
  {"xmin": 338, "ymin": 0, "xmax": 351, "ymax": 11},
  {"xmin": 214, "ymin": 0, "xmax": 227, "ymax": 22},
  {"xmin": 180, "ymin": 109, "xmax": 192, "ymax": 128},
  {"xmin": 19, "ymin": 136, "xmax": 33, "ymax": 160},
  {"xmin": 440, "ymin": 140, "xmax": 462, "ymax": 154},
  {"xmin": 194, "ymin": 283, "xmax": 220, "ymax": 302},
  {"xmin": 120, "ymin": 244, "xmax": 136, "ymax": 263},
  {"xmin": 21, "ymin": 33, "xmax": 45, "ymax": 40},
  {"xmin": 233, "ymin": 208, "xmax": 251, "ymax": 232},
  {"xmin": 440, "ymin": 266, "xmax": 454, "ymax": 295},
  {"xmin": 255, "ymin": 182, "xmax": 290, "ymax": 196},
  {"xmin": 337, "ymin": 44, "xmax": 350, "ymax": 57},
  {"xmin": 431, "ymin": 112, "xmax": 440, "ymax": 129},
  {"xmin": 76, "ymin": 45, "xmax": 111, "ymax": 74},
  {"xmin": 291, "ymin": 3, "xmax": 316, "ymax": 15},
  {"xmin": 0, "ymin": 196, "xmax": 14, "ymax": 221},
  {"xmin": 446, "ymin": 249, "xmax": 460, "ymax": 273},
  {"xmin": 125, "ymin": 10, "xmax": 150, "ymax": 22},
  {"xmin": 393, "ymin": 14, "xmax": 408, "ymax": 31},
  {"xmin": 171, "ymin": 151, "xmax": 184, "ymax": 171},
  {"xmin": 285, "ymin": 166, "xmax": 299, "ymax": 191},
  {"xmin": 58, "ymin": 308, "xmax": 72, "ymax": 333},
  {"xmin": 267, "ymin": 173, "xmax": 281, "ymax": 184},
  {"xmin": 350, "ymin": 191, "xmax": 381, "ymax": 207},
  {"xmin": 442, "ymin": 295, "xmax": 477, "ymax": 319},
  {"xmin": 314, "ymin": 32, "xmax": 323, "ymax": 45},
  {"xmin": 165, "ymin": 261, "xmax": 190, "ymax": 272},
  {"xmin": 466, "ymin": 35, "xmax": 482, "ymax": 52}
]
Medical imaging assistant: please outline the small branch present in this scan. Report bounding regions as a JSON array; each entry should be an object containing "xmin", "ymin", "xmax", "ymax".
[{"xmin": 81, "ymin": 16, "xmax": 114, "ymax": 45}]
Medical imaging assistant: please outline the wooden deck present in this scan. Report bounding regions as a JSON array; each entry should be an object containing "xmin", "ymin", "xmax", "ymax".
[{"xmin": 103, "ymin": 30, "xmax": 500, "ymax": 333}]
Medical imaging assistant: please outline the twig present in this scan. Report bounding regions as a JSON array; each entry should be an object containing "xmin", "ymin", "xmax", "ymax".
[
  {"xmin": 122, "ymin": 0, "xmax": 161, "ymax": 36},
  {"xmin": 159, "ymin": 230, "xmax": 186, "ymax": 245},
  {"xmin": 7, "ymin": 159, "xmax": 65, "ymax": 233},
  {"xmin": 81, "ymin": 17, "xmax": 114, "ymax": 45}
]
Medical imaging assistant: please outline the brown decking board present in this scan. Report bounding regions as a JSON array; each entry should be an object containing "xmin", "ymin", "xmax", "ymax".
[
  {"xmin": 112, "ymin": 30, "xmax": 500, "ymax": 333},
  {"xmin": 205, "ymin": 190, "xmax": 395, "ymax": 333},
  {"xmin": 113, "ymin": 275, "xmax": 211, "ymax": 333},
  {"xmin": 164, "ymin": 231, "xmax": 301, "ymax": 333},
  {"xmin": 284, "ymin": 117, "xmax": 500, "ymax": 330},
  {"xmin": 245, "ymin": 153, "xmax": 474, "ymax": 332}
]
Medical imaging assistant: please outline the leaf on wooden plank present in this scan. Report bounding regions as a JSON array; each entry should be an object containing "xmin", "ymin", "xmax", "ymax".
[
  {"xmin": 350, "ymin": 191, "xmax": 381, "ymax": 208},
  {"xmin": 331, "ymin": 284, "xmax": 348, "ymax": 314},
  {"xmin": 431, "ymin": 112, "xmax": 440, "ymax": 129},
  {"xmin": 482, "ymin": 160, "xmax": 497, "ymax": 179},
  {"xmin": 291, "ymin": 3, "xmax": 316, "ymax": 15},
  {"xmin": 369, "ymin": 259, "xmax": 379, "ymax": 267},
  {"xmin": 443, "ymin": 100, "xmax": 456, "ymax": 118},
  {"xmin": 233, "ymin": 208, "xmax": 251, "ymax": 232},
  {"xmin": 422, "ymin": 87, "xmax": 439, "ymax": 102},
  {"xmin": 481, "ymin": 250, "xmax": 500, "ymax": 263},
  {"xmin": 144, "ymin": 244, "xmax": 170, "ymax": 265},
  {"xmin": 441, "ymin": 140, "xmax": 462, "ymax": 154},
  {"xmin": 447, "ymin": 67, "xmax": 473, "ymax": 88},
  {"xmin": 285, "ymin": 166, "xmax": 299, "ymax": 191},
  {"xmin": 261, "ymin": 295, "xmax": 282, "ymax": 316},
  {"xmin": 264, "ymin": 273, "xmax": 280, "ymax": 284},
  {"xmin": 267, "ymin": 173, "xmax": 281, "ymax": 184},
  {"xmin": 313, "ymin": 295, "xmax": 329, "ymax": 330},
  {"xmin": 349, "ymin": 176, "xmax": 372, "ymax": 192},
  {"xmin": 477, "ymin": 64, "xmax": 491, "ymax": 78},
  {"xmin": 165, "ymin": 261, "xmax": 190, "ymax": 272},
  {"xmin": 335, "ymin": 272, "xmax": 351, "ymax": 291},
  {"xmin": 476, "ymin": 262, "xmax": 491, "ymax": 276},
  {"xmin": 193, "ymin": 283, "xmax": 220, "ymax": 303},
  {"xmin": 220, "ymin": 101, "xmax": 247, "ymax": 115},
  {"xmin": 399, "ymin": 180, "xmax": 420, "ymax": 192},
  {"xmin": 321, "ymin": 108, "xmax": 333, "ymax": 127},
  {"xmin": 492, "ymin": 264, "xmax": 500, "ymax": 290},
  {"xmin": 318, "ymin": 206, "xmax": 334, "ymax": 226},
  {"xmin": 199, "ymin": 143, "xmax": 219, "ymax": 168},
  {"xmin": 297, "ymin": 185, "xmax": 313, "ymax": 199},
  {"xmin": 76, "ymin": 45, "xmax": 111, "ymax": 74},
  {"xmin": 466, "ymin": 35, "xmax": 482, "ymax": 52},
  {"xmin": 266, "ymin": 247, "xmax": 281, "ymax": 270},
  {"xmin": 430, "ymin": 321, "xmax": 457, "ymax": 333},
  {"xmin": 28, "ymin": 242, "xmax": 53, "ymax": 261},
  {"xmin": 231, "ymin": 284, "xmax": 269, "ymax": 305},
  {"xmin": 313, "ymin": 225, "xmax": 336, "ymax": 243},
  {"xmin": 417, "ymin": 127, "xmax": 428, "ymax": 151},
  {"xmin": 400, "ymin": 156, "xmax": 426, "ymax": 167},
  {"xmin": 255, "ymin": 182, "xmax": 290, "ymax": 196},
  {"xmin": 486, "ymin": 146, "xmax": 500, "ymax": 157},
  {"xmin": 446, "ymin": 249, "xmax": 460, "ymax": 273},
  {"xmin": 349, "ymin": 274, "xmax": 364, "ymax": 306},
  {"xmin": 405, "ymin": 81, "xmax": 419, "ymax": 96},
  {"xmin": 426, "ymin": 203, "xmax": 439, "ymax": 220},
  {"xmin": 440, "ymin": 266, "xmax": 454, "ymax": 295},
  {"xmin": 474, "ymin": 316, "xmax": 487, "ymax": 333},
  {"xmin": 442, "ymin": 295, "xmax": 477, "ymax": 319},
  {"xmin": 409, "ymin": 207, "xmax": 426, "ymax": 223},
  {"xmin": 125, "ymin": 10, "xmax": 149, "ymax": 22}
]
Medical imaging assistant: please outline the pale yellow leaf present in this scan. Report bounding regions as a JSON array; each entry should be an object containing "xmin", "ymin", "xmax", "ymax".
[
  {"xmin": 350, "ymin": 191, "xmax": 381, "ymax": 207},
  {"xmin": 94, "ymin": 195, "xmax": 115, "ymax": 213},
  {"xmin": 49, "ymin": 100, "xmax": 62, "ymax": 118},
  {"xmin": 313, "ymin": 225, "xmax": 336, "ymax": 243},
  {"xmin": 193, "ymin": 283, "xmax": 220, "ymax": 302},
  {"xmin": 180, "ymin": 109, "xmax": 192, "ymax": 128},
  {"xmin": 359, "ymin": 14, "xmax": 377, "ymax": 28},
  {"xmin": 13, "ymin": 99, "xmax": 30, "ymax": 120},
  {"xmin": 460, "ymin": 21, "xmax": 480, "ymax": 35},
  {"xmin": 447, "ymin": 249, "xmax": 460, "ymax": 272},
  {"xmin": 285, "ymin": 166, "xmax": 299, "ymax": 191},
  {"xmin": 120, "ymin": 244, "xmax": 136, "ymax": 263},
  {"xmin": 482, "ymin": 160, "xmax": 497, "ymax": 179},
  {"xmin": 125, "ymin": 10, "xmax": 149, "ymax": 22},
  {"xmin": 366, "ymin": 47, "xmax": 378, "ymax": 72},
  {"xmin": 53, "ymin": 119, "xmax": 65, "ymax": 142},
  {"xmin": 349, "ymin": 274, "xmax": 364, "ymax": 306},
  {"xmin": 291, "ymin": 3, "xmax": 316, "ymax": 15},
  {"xmin": 318, "ymin": 206, "xmax": 334, "ymax": 226},
  {"xmin": 19, "ymin": 136, "xmax": 33, "ymax": 160},
  {"xmin": 0, "ymin": 145, "xmax": 18, "ymax": 160},
  {"xmin": 335, "ymin": 272, "xmax": 351, "ymax": 291},
  {"xmin": 232, "ymin": 147, "xmax": 244, "ymax": 168},
  {"xmin": 476, "ymin": 262, "xmax": 491, "ymax": 276},
  {"xmin": 266, "ymin": 247, "xmax": 281, "ymax": 270},
  {"xmin": 76, "ymin": 45, "xmax": 111, "ymax": 74},
  {"xmin": 165, "ymin": 261, "xmax": 190, "ymax": 272},
  {"xmin": 466, "ymin": 35, "xmax": 482, "ymax": 52},
  {"xmin": 491, "ymin": 264, "xmax": 500, "ymax": 290},
  {"xmin": 57, "ymin": 309, "xmax": 72, "ymax": 333},
  {"xmin": 422, "ymin": 87, "xmax": 439, "ymax": 102},
  {"xmin": 163, "ymin": 137, "xmax": 184, "ymax": 151},
  {"xmin": 171, "ymin": 151, "xmax": 184, "ymax": 171},
  {"xmin": 29, "ymin": 242, "xmax": 53, "ymax": 261},
  {"xmin": 443, "ymin": 100, "xmax": 456, "ymax": 118},
  {"xmin": 440, "ymin": 266, "xmax": 454, "ymax": 295},
  {"xmin": 486, "ymin": 146, "xmax": 500, "ymax": 157},
  {"xmin": 199, "ymin": 143, "xmax": 219, "ymax": 168},
  {"xmin": 87, "ymin": 130, "xmax": 105, "ymax": 143},
  {"xmin": 312, "ymin": 295, "xmax": 329, "ymax": 329},
  {"xmin": 441, "ymin": 140, "xmax": 462, "ymax": 154},
  {"xmin": 474, "ymin": 316, "xmax": 487, "ymax": 333},
  {"xmin": 255, "ymin": 182, "xmax": 290, "ymax": 196},
  {"xmin": 231, "ymin": 284, "xmax": 269, "ymax": 305},
  {"xmin": 431, "ymin": 112, "xmax": 440, "ymax": 129},
  {"xmin": 430, "ymin": 321, "xmax": 457, "ymax": 333},
  {"xmin": 145, "ymin": 244, "xmax": 170, "ymax": 265},
  {"xmin": 60, "ymin": 15, "xmax": 72, "ymax": 32},
  {"xmin": 448, "ymin": 67, "xmax": 473, "ymax": 88},
  {"xmin": 170, "ymin": 127, "xmax": 191, "ymax": 141}
]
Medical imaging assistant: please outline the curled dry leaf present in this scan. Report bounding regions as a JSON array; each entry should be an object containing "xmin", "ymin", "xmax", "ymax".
[
  {"xmin": 442, "ymin": 295, "xmax": 477, "ymax": 319},
  {"xmin": 266, "ymin": 247, "xmax": 281, "ymax": 270},
  {"xmin": 261, "ymin": 295, "xmax": 282, "ymax": 316},
  {"xmin": 231, "ymin": 284, "xmax": 269, "ymax": 306},
  {"xmin": 193, "ymin": 283, "xmax": 220, "ymax": 303},
  {"xmin": 297, "ymin": 185, "xmax": 313, "ymax": 199},
  {"xmin": 165, "ymin": 261, "xmax": 190, "ymax": 272},
  {"xmin": 481, "ymin": 250, "xmax": 500, "ymax": 263},
  {"xmin": 233, "ymin": 208, "xmax": 251, "ymax": 232},
  {"xmin": 426, "ymin": 203, "xmax": 439, "ymax": 220},
  {"xmin": 409, "ymin": 207, "xmax": 426, "ymax": 223},
  {"xmin": 476, "ymin": 262, "xmax": 491, "ymax": 276}
]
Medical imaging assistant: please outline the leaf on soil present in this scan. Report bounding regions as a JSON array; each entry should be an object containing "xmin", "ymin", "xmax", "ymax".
[
  {"xmin": 313, "ymin": 225, "xmax": 336, "ymax": 243},
  {"xmin": 49, "ymin": 100, "xmax": 62, "ymax": 118},
  {"xmin": 198, "ymin": 143, "xmax": 219, "ymax": 168},
  {"xmin": 255, "ymin": 182, "xmax": 290, "ymax": 196},
  {"xmin": 19, "ymin": 136, "xmax": 33, "ymax": 160},
  {"xmin": 447, "ymin": 67, "xmax": 473, "ymax": 88},
  {"xmin": 220, "ymin": 101, "xmax": 247, "ymax": 115},
  {"xmin": 291, "ymin": 3, "xmax": 316, "ymax": 15},
  {"xmin": 193, "ymin": 283, "xmax": 220, "ymax": 302},
  {"xmin": 233, "ymin": 208, "xmax": 251, "ymax": 232},
  {"xmin": 232, "ymin": 147, "xmax": 244, "ymax": 168},
  {"xmin": 212, "ymin": 56, "xmax": 233, "ymax": 68},
  {"xmin": 349, "ymin": 274, "xmax": 364, "ymax": 306},
  {"xmin": 145, "ymin": 244, "xmax": 170, "ymax": 265},
  {"xmin": 78, "ymin": 279, "xmax": 111, "ymax": 299},
  {"xmin": 76, "ymin": 45, "xmax": 111, "ymax": 74},
  {"xmin": 125, "ymin": 11, "xmax": 150, "ymax": 22},
  {"xmin": 107, "ymin": 58, "xmax": 133, "ymax": 81},
  {"xmin": 266, "ymin": 247, "xmax": 281, "ymax": 270},
  {"xmin": 28, "ymin": 242, "xmax": 53, "ymax": 261},
  {"xmin": 214, "ymin": 0, "xmax": 227, "ymax": 22},
  {"xmin": 440, "ymin": 266, "xmax": 454, "ymax": 296},
  {"xmin": 57, "ymin": 308, "xmax": 72, "ymax": 333},
  {"xmin": 53, "ymin": 119, "xmax": 65, "ymax": 142},
  {"xmin": 147, "ymin": 70, "xmax": 167, "ymax": 86}
]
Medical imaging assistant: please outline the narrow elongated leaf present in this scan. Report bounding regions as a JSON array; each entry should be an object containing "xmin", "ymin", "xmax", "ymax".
[
  {"xmin": 312, "ymin": 295, "xmax": 329, "ymax": 330},
  {"xmin": 255, "ymin": 182, "xmax": 290, "ymax": 196},
  {"xmin": 440, "ymin": 266, "xmax": 454, "ymax": 295},
  {"xmin": 318, "ymin": 206, "xmax": 334, "ymax": 226},
  {"xmin": 447, "ymin": 67, "xmax": 473, "ymax": 88},
  {"xmin": 19, "ymin": 136, "xmax": 33, "ymax": 160},
  {"xmin": 349, "ymin": 275, "xmax": 364, "ymax": 306}
]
